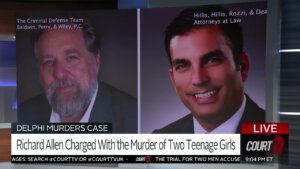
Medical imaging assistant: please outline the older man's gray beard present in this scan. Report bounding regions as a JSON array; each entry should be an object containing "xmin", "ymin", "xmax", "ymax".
[{"xmin": 45, "ymin": 78, "xmax": 97, "ymax": 119}]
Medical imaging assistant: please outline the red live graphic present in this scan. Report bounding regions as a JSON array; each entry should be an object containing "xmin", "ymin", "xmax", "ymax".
[{"xmin": 241, "ymin": 123, "xmax": 289, "ymax": 134}]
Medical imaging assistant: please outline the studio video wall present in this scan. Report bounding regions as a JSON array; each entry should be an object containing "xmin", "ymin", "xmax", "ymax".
[{"xmin": 10, "ymin": 1, "xmax": 289, "ymax": 164}]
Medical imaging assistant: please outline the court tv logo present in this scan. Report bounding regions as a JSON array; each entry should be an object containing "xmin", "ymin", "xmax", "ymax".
[{"xmin": 241, "ymin": 123, "xmax": 288, "ymax": 163}]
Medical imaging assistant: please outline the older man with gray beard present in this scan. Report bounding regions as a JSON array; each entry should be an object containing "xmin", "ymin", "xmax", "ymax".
[{"xmin": 18, "ymin": 19, "xmax": 137, "ymax": 133}]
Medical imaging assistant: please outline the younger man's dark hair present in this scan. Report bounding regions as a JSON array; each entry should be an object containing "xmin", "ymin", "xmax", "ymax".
[{"xmin": 165, "ymin": 5, "xmax": 243, "ymax": 68}]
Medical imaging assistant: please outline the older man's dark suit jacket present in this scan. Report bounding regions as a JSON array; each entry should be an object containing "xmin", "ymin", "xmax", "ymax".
[
  {"xmin": 153, "ymin": 95, "xmax": 265, "ymax": 133},
  {"xmin": 18, "ymin": 82, "xmax": 137, "ymax": 133}
]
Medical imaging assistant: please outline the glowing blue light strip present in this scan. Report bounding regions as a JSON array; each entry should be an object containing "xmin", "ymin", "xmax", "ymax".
[
  {"xmin": 0, "ymin": 81, "xmax": 16, "ymax": 87},
  {"xmin": 279, "ymin": 112, "xmax": 300, "ymax": 116},
  {"xmin": 279, "ymin": 49, "xmax": 300, "ymax": 53},
  {"xmin": 12, "ymin": 98, "xmax": 17, "ymax": 110}
]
